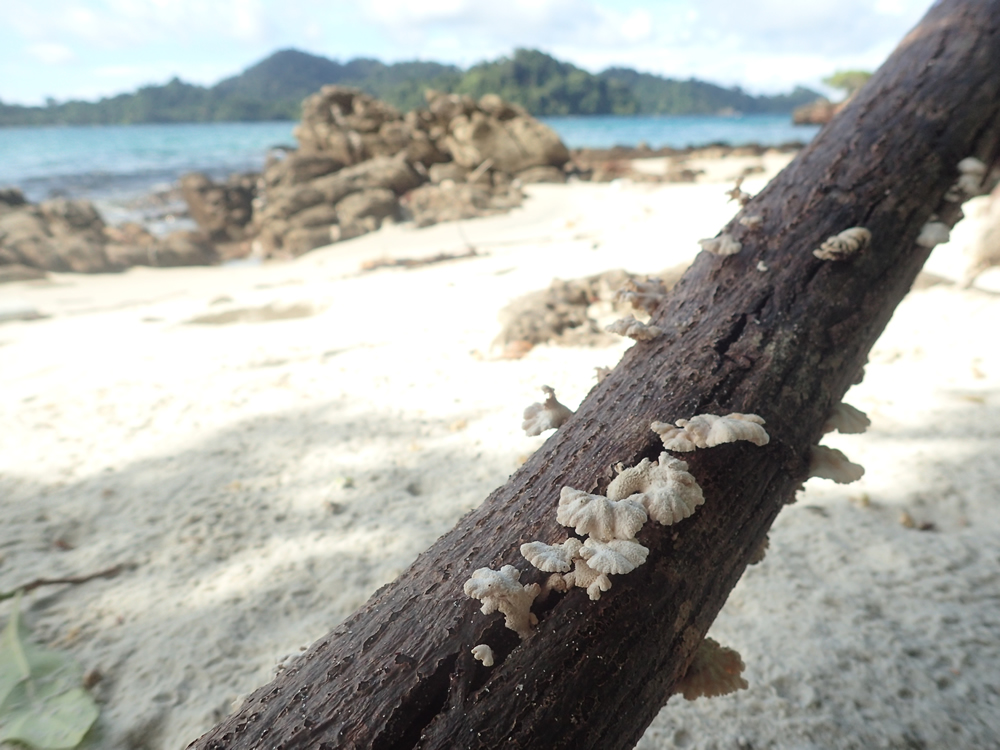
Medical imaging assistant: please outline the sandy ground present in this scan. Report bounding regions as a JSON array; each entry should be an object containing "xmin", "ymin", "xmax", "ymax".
[{"xmin": 2, "ymin": 156, "xmax": 999, "ymax": 750}]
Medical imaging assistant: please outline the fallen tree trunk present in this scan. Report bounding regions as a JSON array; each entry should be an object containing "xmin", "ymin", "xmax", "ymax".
[{"xmin": 190, "ymin": 3, "xmax": 1000, "ymax": 748}]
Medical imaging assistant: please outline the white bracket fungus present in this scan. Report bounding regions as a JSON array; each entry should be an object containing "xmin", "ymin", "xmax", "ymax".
[
  {"xmin": 556, "ymin": 487, "xmax": 647, "ymax": 542},
  {"xmin": 522, "ymin": 385, "xmax": 574, "ymax": 436},
  {"xmin": 813, "ymin": 227, "xmax": 871, "ymax": 261},
  {"xmin": 739, "ymin": 215, "xmax": 763, "ymax": 229},
  {"xmin": 605, "ymin": 315, "xmax": 664, "ymax": 341},
  {"xmin": 756, "ymin": 260, "xmax": 769, "ymax": 272},
  {"xmin": 594, "ymin": 366, "xmax": 612, "ymax": 383},
  {"xmin": 698, "ymin": 233, "xmax": 742, "ymax": 256},
  {"xmin": 520, "ymin": 538, "xmax": 583, "ymax": 573},
  {"xmin": 822, "ymin": 402, "xmax": 870, "ymax": 434},
  {"xmin": 651, "ymin": 413, "xmax": 769, "ymax": 452},
  {"xmin": 674, "ymin": 638, "xmax": 749, "ymax": 701},
  {"xmin": 916, "ymin": 221, "xmax": 950, "ymax": 248},
  {"xmin": 809, "ymin": 445, "xmax": 865, "ymax": 484},
  {"xmin": 579, "ymin": 538, "xmax": 649, "ymax": 575},
  {"xmin": 471, "ymin": 644, "xmax": 495, "ymax": 667},
  {"xmin": 607, "ymin": 453, "xmax": 705, "ymax": 526},
  {"xmin": 463, "ymin": 565, "xmax": 540, "ymax": 639}
]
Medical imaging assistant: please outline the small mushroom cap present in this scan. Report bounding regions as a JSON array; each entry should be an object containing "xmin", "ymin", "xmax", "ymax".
[
  {"xmin": 605, "ymin": 315, "xmax": 664, "ymax": 341},
  {"xmin": 698, "ymin": 233, "xmax": 742, "ymax": 256},
  {"xmin": 675, "ymin": 638, "xmax": 749, "ymax": 701},
  {"xmin": 822, "ymin": 402, "xmax": 871, "ymax": 434},
  {"xmin": 917, "ymin": 222, "xmax": 950, "ymax": 248},
  {"xmin": 809, "ymin": 445, "xmax": 865, "ymax": 484},
  {"xmin": 556, "ymin": 487, "xmax": 647, "ymax": 541},
  {"xmin": 607, "ymin": 452, "xmax": 705, "ymax": 526},
  {"xmin": 471, "ymin": 644, "xmax": 495, "ymax": 667},
  {"xmin": 520, "ymin": 538, "xmax": 584, "ymax": 573},
  {"xmin": 580, "ymin": 538, "xmax": 649, "ymax": 575},
  {"xmin": 522, "ymin": 385, "xmax": 574, "ymax": 436},
  {"xmin": 652, "ymin": 413, "xmax": 769, "ymax": 452},
  {"xmin": 958, "ymin": 156, "xmax": 987, "ymax": 175}
]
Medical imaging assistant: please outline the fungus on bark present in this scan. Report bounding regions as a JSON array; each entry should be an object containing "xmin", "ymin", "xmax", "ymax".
[
  {"xmin": 822, "ymin": 402, "xmax": 871, "ymax": 434},
  {"xmin": 651, "ymin": 413, "xmax": 770, "ymax": 452},
  {"xmin": 813, "ymin": 227, "xmax": 871, "ymax": 261},
  {"xmin": 579, "ymin": 538, "xmax": 649, "ymax": 575},
  {"xmin": 606, "ymin": 452, "xmax": 705, "ymax": 527},
  {"xmin": 916, "ymin": 221, "xmax": 951, "ymax": 248},
  {"xmin": 606, "ymin": 315, "xmax": 664, "ymax": 341},
  {"xmin": 698, "ymin": 233, "xmax": 742, "ymax": 256},
  {"xmin": 519, "ymin": 538, "xmax": 583, "ymax": 573},
  {"xmin": 808, "ymin": 445, "xmax": 865, "ymax": 484},
  {"xmin": 463, "ymin": 565, "xmax": 541, "ymax": 639},
  {"xmin": 522, "ymin": 385, "xmax": 574, "ymax": 436},
  {"xmin": 556, "ymin": 487, "xmax": 647, "ymax": 542},
  {"xmin": 471, "ymin": 644, "xmax": 495, "ymax": 667},
  {"xmin": 673, "ymin": 638, "xmax": 749, "ymax": 701}
]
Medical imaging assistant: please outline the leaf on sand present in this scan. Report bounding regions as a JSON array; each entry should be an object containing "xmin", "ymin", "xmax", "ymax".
[{"xmin": 0, "ymin": 593, "xmax": 99, "ymax": 749}]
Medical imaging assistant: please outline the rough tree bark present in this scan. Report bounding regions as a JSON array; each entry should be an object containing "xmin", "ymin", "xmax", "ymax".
[{"xmin": 190, "ymin": 2, "xmax": 1000, "ymax": 748}]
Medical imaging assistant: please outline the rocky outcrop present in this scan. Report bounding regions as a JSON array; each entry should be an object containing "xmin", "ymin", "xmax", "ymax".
[
  {"xmin": 1, "ymin": 88, "xmax": 570, "ymax": 277},
  {"xmin": 0, "ymin": 188, "xmax": 218, "ymax": 281},
  {"xmin": 179, "ymin": 172, "xmax": 256, "ymax": 241},
  {"xmin": 250, "ymin": 87, "xmax": 568, "ymax": 257},
  {"xmin": 0, "ymin": 197, "xmax": 112, "ymax": 273}
]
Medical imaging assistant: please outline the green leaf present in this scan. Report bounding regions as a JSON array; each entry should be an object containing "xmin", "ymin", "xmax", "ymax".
[{"xmin": 0, "ymin": 594, "xmax": 99, "ymax": 749}]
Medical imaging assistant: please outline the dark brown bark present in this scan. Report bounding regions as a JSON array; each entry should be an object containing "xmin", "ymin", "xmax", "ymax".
[{"xmin": 190, "ymin": 3, "xmax": 1000, "ymax": 748}]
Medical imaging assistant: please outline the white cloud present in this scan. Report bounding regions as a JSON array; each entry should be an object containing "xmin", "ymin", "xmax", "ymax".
[{"xmin": 27, "ymin": 42, "xmax": 77, "ymax": 65}]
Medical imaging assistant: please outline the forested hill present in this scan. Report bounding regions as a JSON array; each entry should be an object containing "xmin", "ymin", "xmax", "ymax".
[{"xmin": 0, "ymin": 48, "xmax": 819, "ymax": 126}]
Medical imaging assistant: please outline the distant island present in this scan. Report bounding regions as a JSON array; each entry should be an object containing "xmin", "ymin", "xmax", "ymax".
[{"xmin": 0, "ymin": 48, "xmax": 821, "ymax": 127}]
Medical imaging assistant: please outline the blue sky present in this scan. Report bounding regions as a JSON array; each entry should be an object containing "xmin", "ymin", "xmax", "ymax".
[{"xmin": 2, "ymin": 0, "xmax": 933, "ymax": 106}]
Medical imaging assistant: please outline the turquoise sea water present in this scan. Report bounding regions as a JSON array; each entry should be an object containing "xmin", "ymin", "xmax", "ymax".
[{"xmin": 0, "ymin": 115, "xmax": 819, "ymax": 206}]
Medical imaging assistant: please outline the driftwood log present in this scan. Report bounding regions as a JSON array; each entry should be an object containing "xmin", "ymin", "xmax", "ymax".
[{"xmin": 191, "ymin": 2, "xmax": 1000, "ymax": 748}]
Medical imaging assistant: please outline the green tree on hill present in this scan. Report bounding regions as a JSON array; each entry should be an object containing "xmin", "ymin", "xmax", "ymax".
[{"xmin": 822, "ymin": 70, "xmax": 873, "ymax": 100}]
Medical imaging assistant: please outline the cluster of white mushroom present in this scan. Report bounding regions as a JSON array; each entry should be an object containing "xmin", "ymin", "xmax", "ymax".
[
  {"xmin": 945, "ymin": 156, "xmax": 988, "ymax": 202},
  {"xmin": 813, "ymin": 226, "xmax": 871, "ymax": 261},
  {"xmin": 465, "ymin": 411, "xmax": 769, "ymax": 698}
]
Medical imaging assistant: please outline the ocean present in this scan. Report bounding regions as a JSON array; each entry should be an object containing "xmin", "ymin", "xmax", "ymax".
[{"xmin": 0, "ymin": 115, "xmax": 819, "ymax": 229}]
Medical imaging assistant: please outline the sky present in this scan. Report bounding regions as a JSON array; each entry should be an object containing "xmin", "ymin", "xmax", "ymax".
[{"xmin": 1, "ymin": 0, "xmax": 934, "ymax": 106}]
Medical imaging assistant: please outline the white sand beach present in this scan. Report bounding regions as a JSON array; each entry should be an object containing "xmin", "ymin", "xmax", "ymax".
[{"xmin": 2, "ymin": 158, "xmax": 999, "ymax": 749}]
